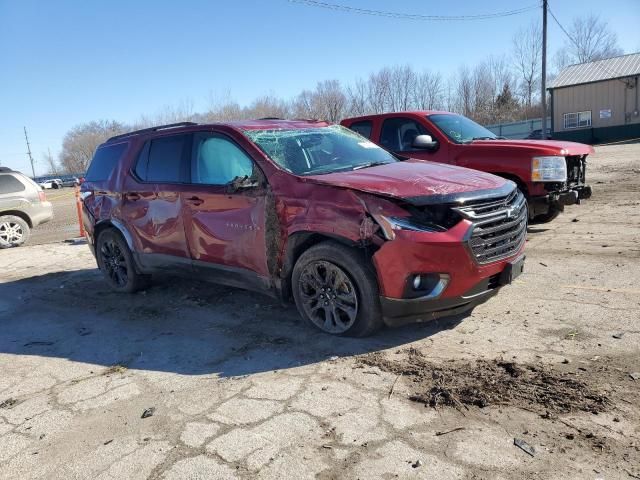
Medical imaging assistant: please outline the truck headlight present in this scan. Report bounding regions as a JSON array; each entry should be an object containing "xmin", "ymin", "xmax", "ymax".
[{"xmin": 532, "ymin": 156, "xmax": 567, "ymax": 182}]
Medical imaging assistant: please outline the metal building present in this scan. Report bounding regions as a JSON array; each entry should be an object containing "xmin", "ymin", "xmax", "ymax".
[{"xmin": 549, "ymin": 52, "xmax": 640, "ymax": 143}]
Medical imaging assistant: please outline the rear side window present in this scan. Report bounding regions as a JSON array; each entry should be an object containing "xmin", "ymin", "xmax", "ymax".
[
  {"xmin": 135, "ymin": 135, "xmax": 186, "ymax": 183},
  {"xmin": 86, "ymin": 142, "xmax": 128, "ymax": 181},
  {"xmin": 348, "ymin": 120, "xmax": 373, "ymax": 139},
  {"xmin": 0, "ymin": 174, "xmax": 26, "ymax": 194}
]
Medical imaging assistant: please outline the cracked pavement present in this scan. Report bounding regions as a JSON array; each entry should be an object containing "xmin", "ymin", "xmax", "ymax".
[{"xmin": 0, "ymin": 143, "xmax": 639, "ymax": 479}]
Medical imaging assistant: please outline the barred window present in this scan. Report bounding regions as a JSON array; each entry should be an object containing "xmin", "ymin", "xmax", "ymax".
[{"xmin": 563, "ymin": 111, "xmax": 591, "ymax": 129}]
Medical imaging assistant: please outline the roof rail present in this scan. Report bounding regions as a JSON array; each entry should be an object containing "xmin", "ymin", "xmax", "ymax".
[
  {"xmin": 256, "ymin": 117, "xmax": 283, "ymax": 120},
  {"xmin": 0, "ymin": 167, "xmax": 15, "ymax": 173},
  {"xmin": 106, "ymin": 122, "xmax": 198, "ymax": 142}
]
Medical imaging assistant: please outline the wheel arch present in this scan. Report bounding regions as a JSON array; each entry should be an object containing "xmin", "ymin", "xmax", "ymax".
[
  {"xmin": 94, "ymin": 219, "xmax": 136, "ymax": 252},
  {"xmin": 279, "ymin": 231, "xmax": 372, "ymax": 302},
  {"xmin": 0, "ymin": 210, "xmax": 33, "ymax": 228}
]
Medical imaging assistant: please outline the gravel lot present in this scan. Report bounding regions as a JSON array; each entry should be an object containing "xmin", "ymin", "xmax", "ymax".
[
  {"xmin": 0, "ymin": 143, "xmax": 639, "ymax": 479},
  {"xmin": 29, "ymin": 188, "xmax": 81, "ymax": 245}
]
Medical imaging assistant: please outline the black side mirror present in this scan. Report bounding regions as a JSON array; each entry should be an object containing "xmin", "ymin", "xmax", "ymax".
[{"xmin": 412, "ymin": 134, "xmax": 438, "ymax": 151}]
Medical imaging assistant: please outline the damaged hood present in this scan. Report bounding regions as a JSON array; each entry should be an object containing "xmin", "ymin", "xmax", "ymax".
[{"xmin": 305, "ymin": 160, "xmax": 510, "ymax": 205}]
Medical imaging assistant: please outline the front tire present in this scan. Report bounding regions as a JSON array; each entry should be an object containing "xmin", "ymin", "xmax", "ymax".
[
  {"xmin": 0, "ymin": 215, "xmax": 30, "ymax": 248},
  {"xmin": 96, "ymin": 229, "xmax": 149, "ymax": 293},
  {"xmin": 531, "ymin": 206, "xmax": 561, "ymax": 224},
  {"xmin": 292, "ymin": 241, "xmax": 383, "ymax": 337}
]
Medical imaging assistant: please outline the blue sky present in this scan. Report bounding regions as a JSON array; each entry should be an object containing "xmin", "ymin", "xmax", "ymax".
[{"xmin": 1, "ymin": 0, "xmax": 638, "ymax": 175}]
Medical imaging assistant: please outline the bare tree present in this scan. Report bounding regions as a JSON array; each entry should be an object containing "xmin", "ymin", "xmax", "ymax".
[
  {"xmin": 470, "ymin": 62, "xmax": 495, "ymax": 124},
  {"xmin": 552, "ymin": 47, "xmax": 572, "ymax": 74},
  {"xmin": 42, "ymin": 150, "xmax": 60, "ymax": 175},
  {"xmin": 246, "ymin": 95, "xmax": 290, "ymax": 119},
  {"xmin": 387, "ymin": 65, "xmax": 417, "ymax": 111},
  {"xmin": 512, "ymin": 21, "xmax": 542, "ymax": 108},
  {"xmin": 292, "ymin": 89, "xmax": 318, "ymax": 119},
  {"xmin": 414, "ymin": 70, "xmax": 443, "ymax": 110},
  {"xmin": 487, "ymin": 55, "xmax": 514, "ymax": 100},
  {"xmin": 59, "ymin": 120, "xmax": 127, "ymax": 173},
  {"xmin": 135, "ymin": 99, "xmax": 197, "ymax": 128},
  {"xmin": 368, "ymin": 68, "xmax": 392, "ymax": 113},
  {"xmin": 204, "ymin": 90, "xmax": 242, "ymax": 121},
  {"xmin": 345, "ymin": 78, "xmax": 369, "ymax": 116},
  {"xmin": 455, "ymin": 66, "xmax": 474, "ymax": 117},
  {"xmin": 565, "ymin": 15, "xmax": 623, "ymax": 63}
]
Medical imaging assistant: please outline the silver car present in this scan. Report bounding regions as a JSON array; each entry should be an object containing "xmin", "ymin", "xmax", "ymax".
[{"xmin": 0, "ymin": 167, "xmax": 53, "ymax": 248}]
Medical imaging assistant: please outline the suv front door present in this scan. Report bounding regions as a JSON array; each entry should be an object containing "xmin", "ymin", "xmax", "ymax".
[{"xmin": 182, "ymin": 131, "xmax": 269, "ymax": 290}]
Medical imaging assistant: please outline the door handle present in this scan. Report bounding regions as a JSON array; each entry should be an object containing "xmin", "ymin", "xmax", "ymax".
[
  {"xmin": 125, "ymin": 192, "xmax": 141, "ymax": 201},
  {"xmin": 186, "ymin": 196, "xmax": 204, "ymax": 206}
]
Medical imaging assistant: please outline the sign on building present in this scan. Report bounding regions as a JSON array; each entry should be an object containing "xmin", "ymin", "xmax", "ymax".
[{"xmin": 599, "ymin": 109, "xmax": 612, "ymax": 119}]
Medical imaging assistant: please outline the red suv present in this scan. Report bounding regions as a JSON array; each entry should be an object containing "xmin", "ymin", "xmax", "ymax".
[
  {"xmin": 82, "ymin": 120, "xmax": 526, "ymax": 336},
  {"xmin": 341, "ymin": 112, "xmax": 593, "ymax": 223}
]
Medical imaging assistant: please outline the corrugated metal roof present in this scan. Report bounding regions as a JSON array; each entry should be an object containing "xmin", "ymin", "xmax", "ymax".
[{"xmin": 549, "ymin": 52, "xmax": 640, "ymax": 89}]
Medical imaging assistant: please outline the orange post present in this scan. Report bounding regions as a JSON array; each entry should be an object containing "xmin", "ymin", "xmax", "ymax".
[{"xmin": 75, "ymin": 185, "xmax": 86, "ymax": 238}]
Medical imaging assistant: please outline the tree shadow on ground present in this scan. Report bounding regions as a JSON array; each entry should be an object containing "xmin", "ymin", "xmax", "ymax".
[{"xmin": 0, "ymin": 268, "xmax": 469, "ymax": 377}]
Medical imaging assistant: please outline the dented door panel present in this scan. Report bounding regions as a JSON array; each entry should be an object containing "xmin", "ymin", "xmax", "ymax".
[{"xmin": 182, "ymin": 187, "xmax": 269, "ymax": 276}]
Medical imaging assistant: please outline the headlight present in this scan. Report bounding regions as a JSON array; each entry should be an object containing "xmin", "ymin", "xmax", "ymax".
[
  {"xmin": 532, "ymin": 156, "xmax": 567, "ymax": 182},
  {"xmin": 372, "ymin": 214, "xmax": 445, "ymax": 240}
]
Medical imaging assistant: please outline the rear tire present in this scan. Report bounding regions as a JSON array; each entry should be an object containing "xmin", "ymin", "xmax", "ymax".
[
  {"xmin": 96, "ymin": 229, "xmax": 150, "ymax": 293},
  {"xmin": 0, "ymin": 215, "xmax": 30, "ymax": 248},
  {"xmin": 292, "ymin": 241, "xmax": 383, "ymax": 337}
]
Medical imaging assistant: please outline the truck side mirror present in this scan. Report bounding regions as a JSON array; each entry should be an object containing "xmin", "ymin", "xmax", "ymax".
[{"xmin": 412, "ymin": 134, "xmax": 438, "ymax": 151}]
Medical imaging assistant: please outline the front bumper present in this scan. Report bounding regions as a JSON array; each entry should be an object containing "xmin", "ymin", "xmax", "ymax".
[
  {"xmin": 372, "ymin": 219, "xmax": 525, "ymax": 327},
  {"xmin": 380, "ymin": 278, "xmax": 500, "ymax": 327},
  {"xmin": 529, "ymin": 184, "xmax": 592, "ymax": 217}
]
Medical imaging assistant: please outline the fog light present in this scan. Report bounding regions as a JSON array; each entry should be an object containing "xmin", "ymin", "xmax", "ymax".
[{"xmin": 412, "ymin": 275, "xmax": 422, "ymax": 290}]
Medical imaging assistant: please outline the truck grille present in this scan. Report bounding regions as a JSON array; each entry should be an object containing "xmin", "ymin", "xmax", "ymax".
[
  {"xmin": 566, "ymin": 155, "xmax": 587, "ymax": 186},
  {"xmin": 453, "ymin": 189, "xmax": 527, "ymax": 264}
]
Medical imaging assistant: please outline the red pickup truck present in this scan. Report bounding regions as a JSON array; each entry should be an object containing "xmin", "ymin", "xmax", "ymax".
[{"xmin": 341, "ymin": 111, "xmax": 593, "ymax": 223}]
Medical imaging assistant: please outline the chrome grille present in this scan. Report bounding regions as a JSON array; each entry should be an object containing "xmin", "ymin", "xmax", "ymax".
[{"xmin": 453, "ymin": 188, "xmax": 527, "ymax": 264}]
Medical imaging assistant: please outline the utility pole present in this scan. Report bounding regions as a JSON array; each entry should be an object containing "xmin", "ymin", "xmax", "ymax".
[
  {"xmin": 541, "ymin": 0, "xmax": 548, "ymax": 138},
  {"xmin": 23, "ymin": 126, "xmax": 36, "ymax": 178}
]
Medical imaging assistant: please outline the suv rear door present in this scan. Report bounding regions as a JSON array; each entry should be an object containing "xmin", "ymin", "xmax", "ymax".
[
  {"xmin": 121, "ymin": 133, "xmax": 192, "ymax": 269},
  {"xmin": 181, "ymin": 131, "xmax": 269, "ymax": 289}
]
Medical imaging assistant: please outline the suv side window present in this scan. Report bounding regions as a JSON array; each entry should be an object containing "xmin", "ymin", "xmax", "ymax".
[
  {"xmin": 348, "ymin": 120, "xmax": 373, "ymax": 139},
  {"xmin": 86, "ymin": 142, "xmax": 128, "ymax": 182},
  {"xmin": 380, "ymin": 117, "xmax": 427, "ymax": 151},
  {"xmin": 0, "ymin": 174, "xmax": 26, "ymax": 194},
  {"xmin": 135, "ymin": 135, "xmax": 186, "ymax": 183},
  {"xmin": 0, "ymin": 175, "xmax": 26, "ymax": 195},
  {"xmin": 191, "ymin": 133, "xmax": 254, "ymax": 185}
]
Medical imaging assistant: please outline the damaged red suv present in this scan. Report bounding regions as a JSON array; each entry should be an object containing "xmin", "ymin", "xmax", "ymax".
[{"xmin": 82, "ymin": 120, "xmax": 526, "ymax": 336}]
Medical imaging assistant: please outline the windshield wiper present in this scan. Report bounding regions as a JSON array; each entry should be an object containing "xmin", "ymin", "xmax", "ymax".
[
  {"xmin": 352, "ymin": 161, "xmax": 391, "ymax": 171},
  {"xmin": 470, "ymin": 136, "xmax": 497, "ymax": 141}
]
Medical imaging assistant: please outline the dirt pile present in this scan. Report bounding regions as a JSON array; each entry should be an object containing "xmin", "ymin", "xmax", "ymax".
[{"xmin": 358, "ymin": 351, "xmax": 610, "ymax": 414}]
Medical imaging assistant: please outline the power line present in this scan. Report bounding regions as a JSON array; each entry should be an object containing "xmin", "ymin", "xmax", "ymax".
[
  {"xmin": 547, "ymin": 4, "xmax": 579, "ymax": 51},
  {"xmin": 547, "ymin": 2, "xmax": 628, "ymax": 81},
  {"xmin": 288, "ymin": 0, "xmax": 539, "ymax": 21}
]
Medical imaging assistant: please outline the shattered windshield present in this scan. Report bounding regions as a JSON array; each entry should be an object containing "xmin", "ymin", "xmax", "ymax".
[
  {"xmin": 244, "ymin": 125, "xmax": 398, "ymax": 175},
  {"xmin": 428, "ymin": 114, "xmax": 497, "ymax": 144}
]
